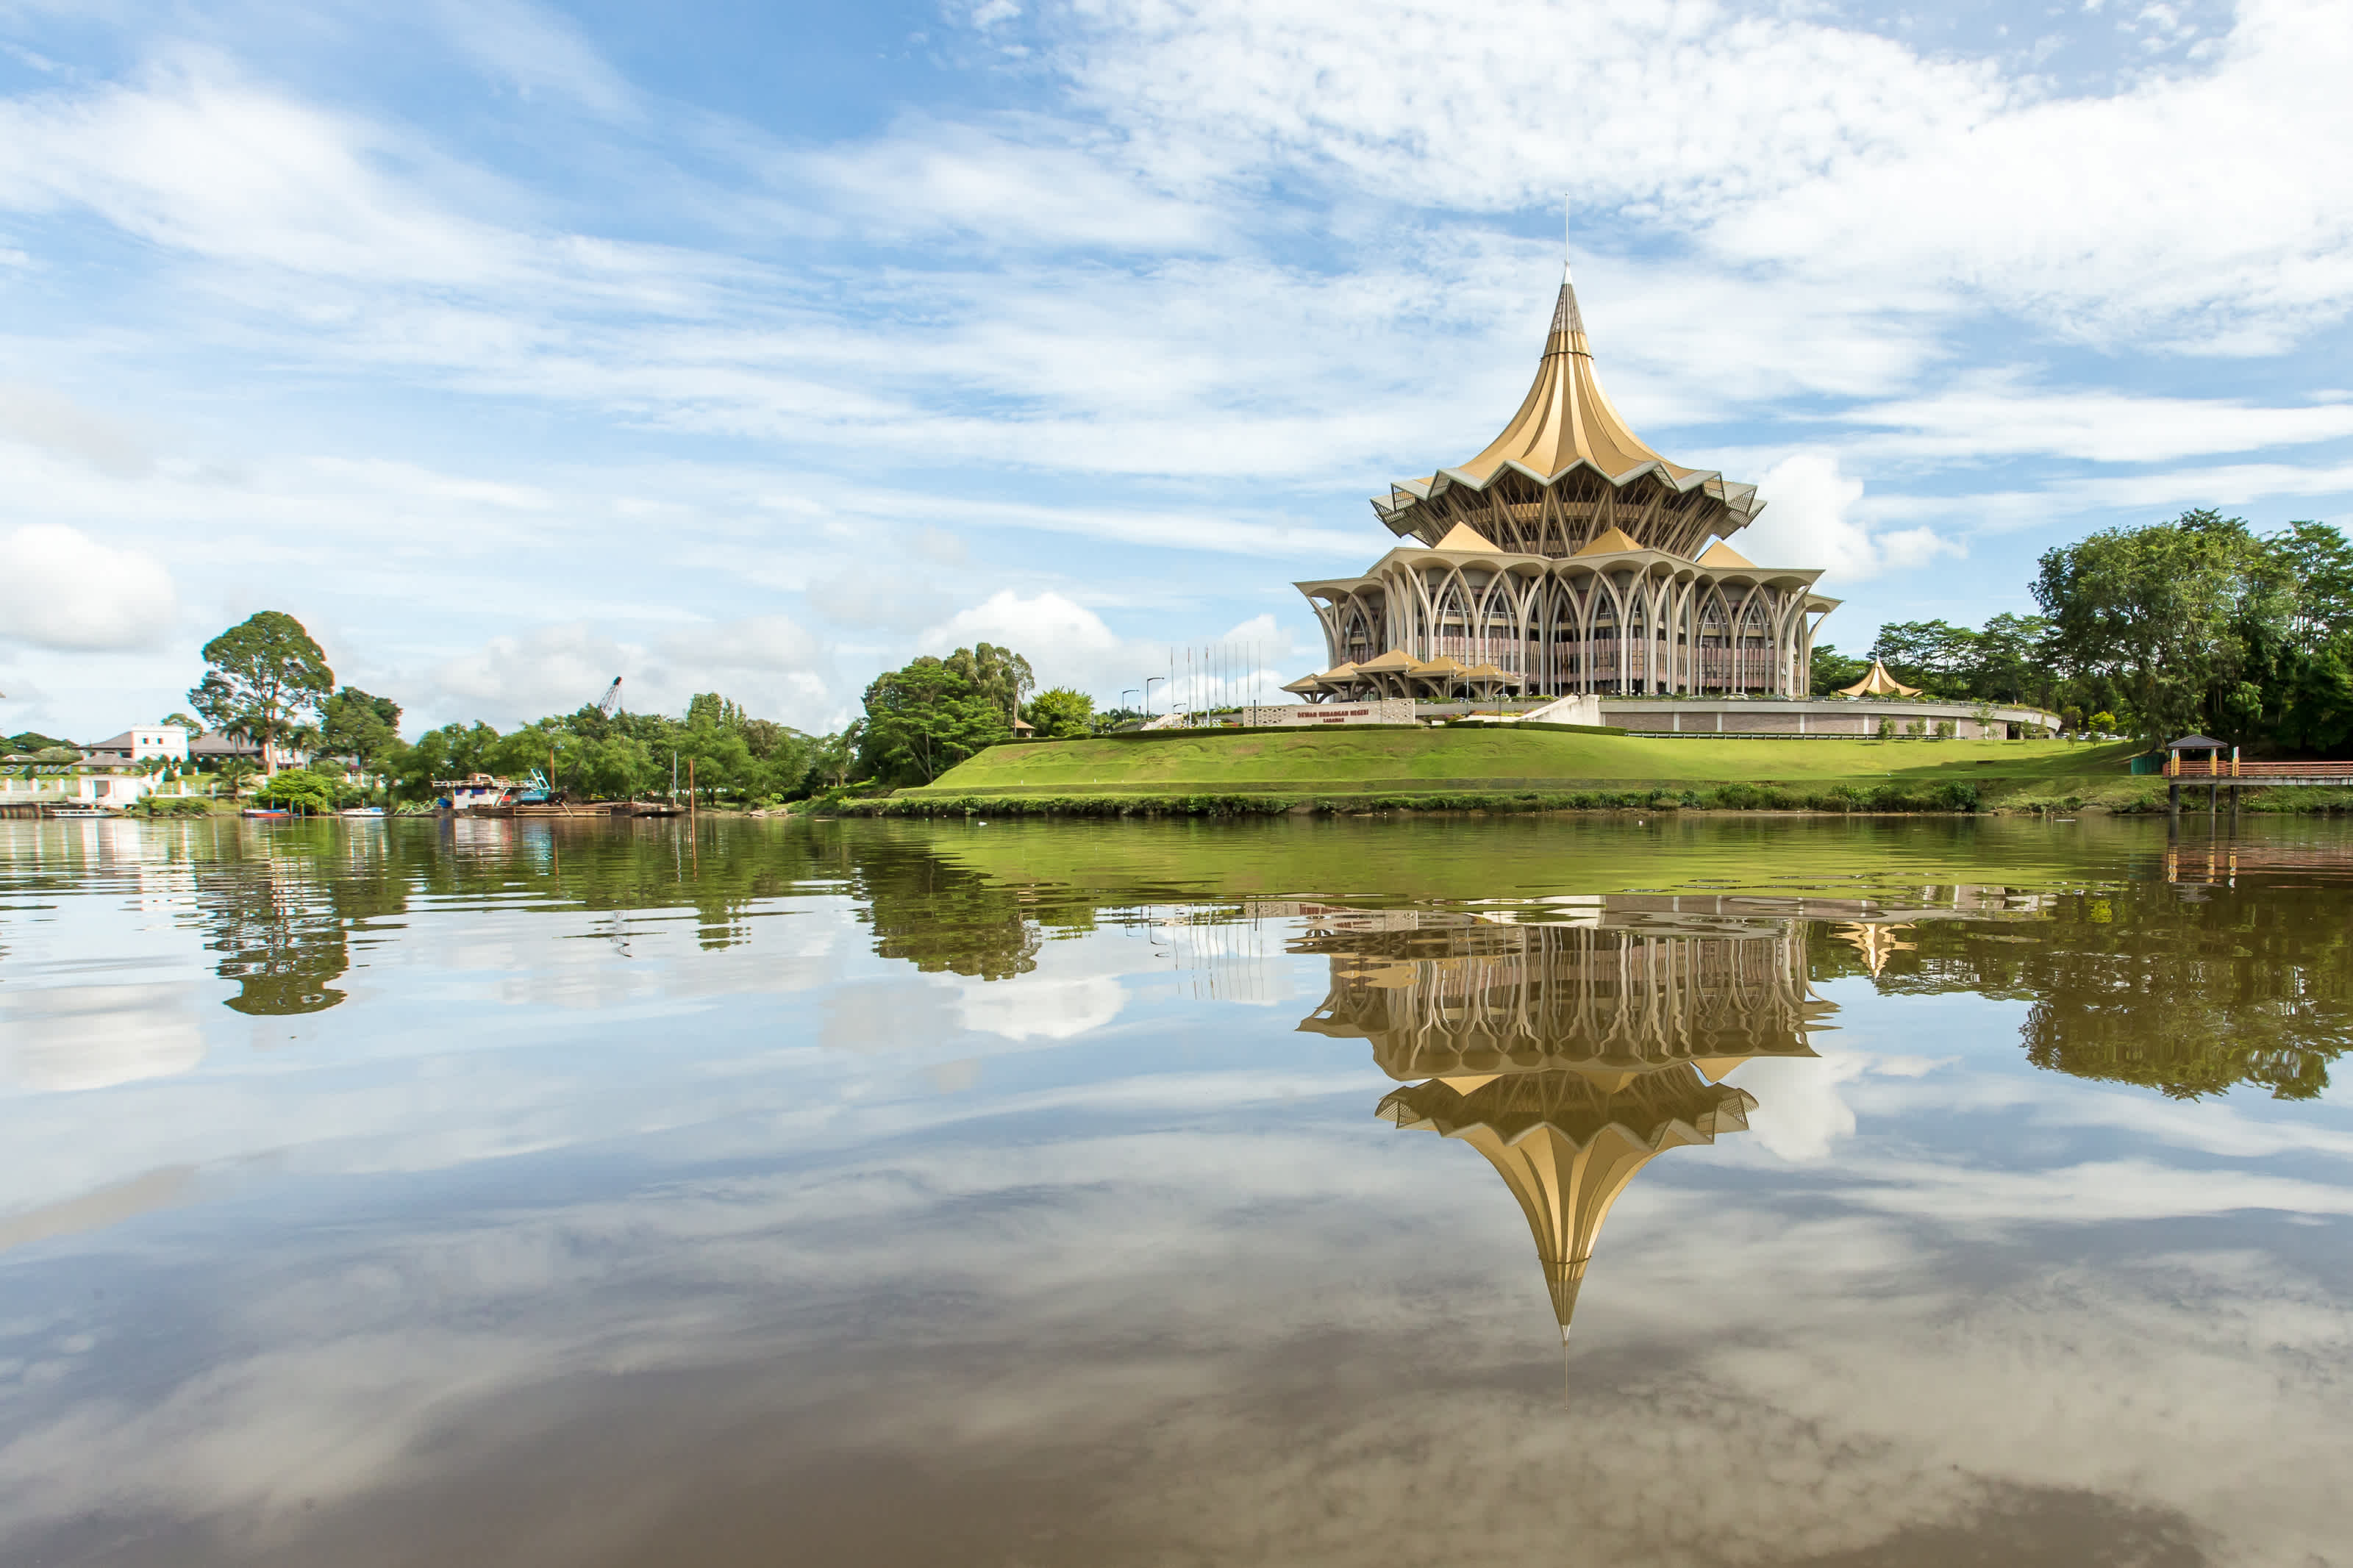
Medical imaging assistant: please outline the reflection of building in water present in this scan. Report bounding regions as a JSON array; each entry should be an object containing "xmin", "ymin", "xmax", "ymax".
[
  {"xmin": 1378, "ymin": 1067, "xmax": 1756, "ymax": 1339},
  {"xmin": 1297, "ymin": 915, "xmax": 1829, "ymax": 1081},
  {"xmin": 1832, "ymin": 922, "xmax": 1915, "ymax": 978},
  {"xmin": 1296, "ymin": 911, "xmax": 1828, "ymax": 1342}
]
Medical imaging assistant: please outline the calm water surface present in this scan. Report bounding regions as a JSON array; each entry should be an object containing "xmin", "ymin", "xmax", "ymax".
[{"xmin": 3, "ymin": 815, "xmax": 2351, "ymax": 1567}]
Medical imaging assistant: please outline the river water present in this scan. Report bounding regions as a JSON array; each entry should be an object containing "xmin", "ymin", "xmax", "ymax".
[{"xmin": 2, "ymin": 815, "xmax": 2349, "ymax": 1567}]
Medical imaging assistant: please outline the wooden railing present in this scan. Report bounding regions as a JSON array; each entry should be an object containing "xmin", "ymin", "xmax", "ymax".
[{"xmin": 2165, "ymin": 755, "xmax": 2353, "ymax": 778}]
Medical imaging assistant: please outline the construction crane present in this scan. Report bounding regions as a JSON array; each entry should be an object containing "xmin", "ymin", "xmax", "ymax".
[{"xmin": 594, "ymin": 677, "xmax": 623, "ymax": 719}]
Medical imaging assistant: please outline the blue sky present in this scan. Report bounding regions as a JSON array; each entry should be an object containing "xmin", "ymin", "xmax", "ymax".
[{"xmin": 2, "ymin": 0, "xmax": 2349, "ymax": 737}]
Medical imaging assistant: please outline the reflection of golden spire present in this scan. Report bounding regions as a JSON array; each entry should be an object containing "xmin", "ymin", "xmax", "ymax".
[
  {"xmin": 1378, "ymin": 1067, "xmax": 1755, "ymax": 1341},
  {"xmin": 1832, "ymin": 922, "xmax": 1915, "ymax": 977}
]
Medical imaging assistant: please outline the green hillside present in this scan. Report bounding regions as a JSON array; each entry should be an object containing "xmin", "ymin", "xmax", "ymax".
[{"xmin": 907, "ymin": 728, "xmax": 2143, "ymax": 801}]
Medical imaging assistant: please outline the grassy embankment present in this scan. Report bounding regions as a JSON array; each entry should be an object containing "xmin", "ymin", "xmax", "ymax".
[{"xmin": 865, "ymin": 728, "xmax": 2353, "ymax": 816}]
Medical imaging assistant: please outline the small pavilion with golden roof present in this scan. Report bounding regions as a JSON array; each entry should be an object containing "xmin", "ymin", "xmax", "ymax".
[{"xmin": 1288, "ymin": 247, "xmax": 1839, "ymax": 703}]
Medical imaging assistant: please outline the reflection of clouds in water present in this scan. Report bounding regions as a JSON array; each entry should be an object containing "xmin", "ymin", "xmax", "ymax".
[
  {"xmin": 1, "ymin": 984, "xmax": 206, "ymax": 1092},
  {"xmin": 822, "ymin": 979, "xmax": 961, "ymax": 1051},
  {"xmin": 1727, "ymin": 1050, "xmax": 1867, "ymax": 1161},
  {"xmin": 955, "ymin": 972, "xmax": 1124, "ymax": 1041},
  {"xmin": 0, "ymin": 1128, "xmax": 2343, "ymax": 1565},
  {"xmin": 954, "ymin": 935, "xmax": 1132, "ymax": 1041},
  {"xmin": 0, "ymin": 1166, "xmax": 197, "ymax": 1256},
  {"xmin": 1838, "ymin": 1156, "xmax": 2353, "ymax": 1224}
]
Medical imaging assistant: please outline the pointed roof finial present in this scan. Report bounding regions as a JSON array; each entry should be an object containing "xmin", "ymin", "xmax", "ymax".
[{"xmin": 1563, "ymin": 197, "xmax": 1574, "ymax": 286}]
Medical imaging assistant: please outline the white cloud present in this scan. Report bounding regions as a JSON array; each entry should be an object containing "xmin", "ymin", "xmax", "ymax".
[
  {"xmin": 659, "ymin": 614, "xmax": 831, "ymax": 720},
  {"xmin": 0, "ymin": 383, "xmax": 156, "ymax": 476},
  {"xmin": 0, "ymin": 524, "xmax": 177, "ymax": 651},
  {"xmin": 1836, "ymin": 380, "xmax": 2353, "ymax": 466},
  {"xmin": 427, "ymin": 0, "xmax": 637, "ymax": 118},
  {"xmin": 919, "ymin": 589, "xmax": 1121, "ymax": 689},
  {"xmin": 0, "ymin": 54, "xmax": 529, "ymax": 286},
  {"xmin": 429, "ymin": 621, "xmax": 644, "ymax": 724},
  {"xmin": 1053, "ymin": 0, "xmax": 2353, "ymax": 348},
  {"xmin": 798, "ymin": 120, "xmax": 1210, "ymax": 251},
  {"xmin": 1738, "ymin": 453, "xmax": 1959, "ymax": 581},
  {"xmin": 428, "ymin": 613, "xmax": 835, "ymax": 728}
]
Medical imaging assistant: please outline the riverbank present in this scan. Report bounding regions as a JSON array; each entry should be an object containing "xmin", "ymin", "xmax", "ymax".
[{"xmin": 857, "ymin": 729, "xmax": 2352, "ymax": 817}]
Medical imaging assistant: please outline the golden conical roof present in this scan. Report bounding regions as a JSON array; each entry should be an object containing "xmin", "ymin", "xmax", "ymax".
[
  {"xmin": 1836, "ymin": 659, "xmax": 1923, "ymax": 698},
  {"xmin": 1379, "ymin": 1067, "xmax": 1755, "ymax": 1339},
  {"xmin": 1452, "ymin": 272, "xmax": 1697, "ymax": 487},
  {"xmin": 1369, "ymin": 257, "xmax": 1767, "ymax": 556},
  {"xmin": 1429, "ymin": 522, "xmax": 1506, "ymax": 553},
  {"xmin": 1571, "ymin": 525, "xmax": 1647, "ymax": 558}
]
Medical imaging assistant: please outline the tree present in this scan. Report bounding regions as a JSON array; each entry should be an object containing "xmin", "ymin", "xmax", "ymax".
[
  {"xmin": 394, "ymin": 721, "xmax": 502, "ymax": 800},
  {"xmin": 188, "ymin": 612, "xmax": 334, "ymax": 774},
  {"xmin": 686, "ymin": 692, "xmax": 748, "ymax": 731},
  {"xmin": 944, "ymin": 644, "xmax": 1035, "ymax": 728},
  {"xmin": 1871, "ymin": 620, "xmax": 1980, "ymax": 698},
  {"xmin": 2272, "ymin": 520, "xmax": 2353, "ymax": 642},
  {"xmin": 2033, "ymin": 511, "xmax": 2285, "ymax": 743},
  {"xmin": 321, "ymin": 687, "xmax": 403, "ymax": 769},
  {"xmin": 858, "ymin": 655, "xmax": 1012, "ymax": 784},
  {"xmin": 255, "ymin": 767, "xmax": 340, "ymax": 813},
  {"xmin": 1807, "ymin": 645, "xmax": 1871, "ymax": 697},
  {"xmin": 1965, "ymin": 613, "xmax": 2053, "ymax": 705},
  {"xmin": 2273, "ymin": 637, "xmax": 2353, "ymax": 755},
  {"xmin": 1022, "ymin": 687, "xmax": 1095, "ymax": 739},
  {"xmin": 808, "ymin": 723, "xmax": 863, "ymax": 791}
]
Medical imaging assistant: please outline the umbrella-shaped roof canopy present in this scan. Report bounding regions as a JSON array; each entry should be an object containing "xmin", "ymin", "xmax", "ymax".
[
  {"xmin": 1835, "ymin": 659, "xmax": 1921, "ymax": 698},
  {"xmin": 1352, "ymin": 648, "xmax": 1420, "ymax": 675}
]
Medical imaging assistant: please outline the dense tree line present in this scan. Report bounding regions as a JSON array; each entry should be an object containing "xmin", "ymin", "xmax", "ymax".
[{"xmin": 1811, "ymin": 510, "xmax": 2353, "ymax": 752}]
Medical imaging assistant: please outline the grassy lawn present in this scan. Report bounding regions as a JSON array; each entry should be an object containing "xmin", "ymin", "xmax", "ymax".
[{"xmin": 910, "ymin": 728, "xmax": 2146, "ymax": 798}]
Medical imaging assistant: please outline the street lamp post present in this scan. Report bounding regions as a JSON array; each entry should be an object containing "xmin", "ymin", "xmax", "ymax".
[{"xmin": 1144, "ymin": 676, "xmax": 1165, "ymax": 717}]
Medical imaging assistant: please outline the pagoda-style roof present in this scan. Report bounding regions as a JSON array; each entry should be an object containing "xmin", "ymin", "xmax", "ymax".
[
  {"xmin": 1378, "ymin": 1065, "xmax": 1757, "ymax": 1339},
  {"xmin": 1352, "ymin": 648, "xmax": 1419, "ymax": 675},
  {"xmin": 1429, "ymin": 521, "xmax": 1505, "ymax": 553},
  {"xmin": 1835, "ymin": 659, "xmax": 1921, "ymax": 698},
  {"xmin": 1572, "ymin": 524, "xmax": 1646, "ymax": 557},
  {"xmin": 1370, "ymin": 259, "xmax": 1766, "ymax": 560},
  {"xmin": 1454, "ymin": 281, "xmax": 1693, "ymax": 488}
]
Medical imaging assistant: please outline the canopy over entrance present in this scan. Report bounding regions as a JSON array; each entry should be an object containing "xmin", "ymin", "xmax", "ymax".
[{"xmin": 1835, "ymin": 659, "xmax": 1921, "ymax": 698}]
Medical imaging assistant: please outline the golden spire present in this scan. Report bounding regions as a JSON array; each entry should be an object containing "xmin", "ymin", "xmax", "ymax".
[
  {"xmin": 1449, "ymin": 217, "xmax": 1692, "ymax": 487},
  {"xmin": 1379, "ymin": 1067, "xmax": 1757, "ymax": 1341}
]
